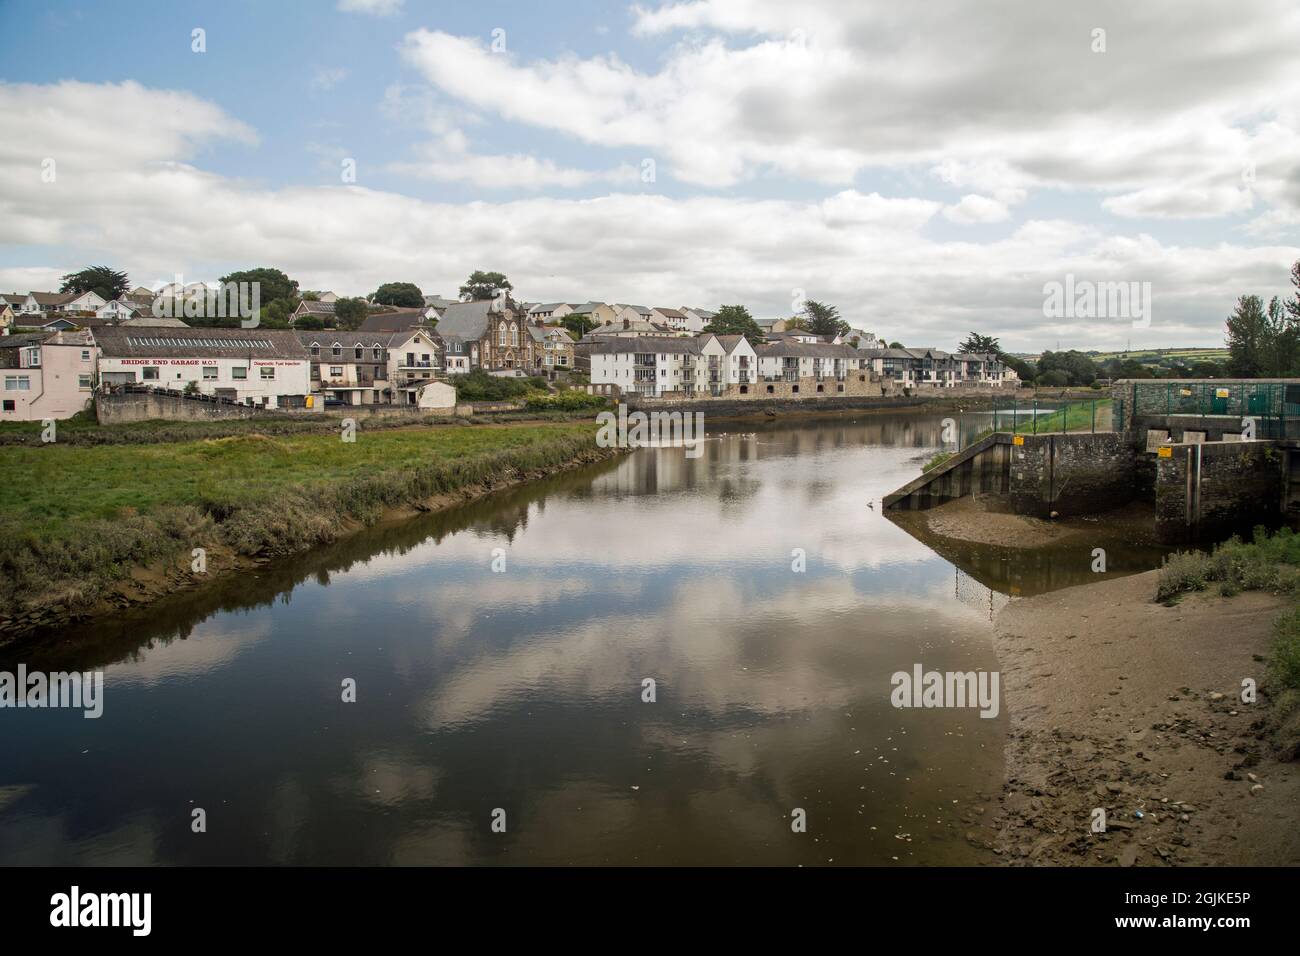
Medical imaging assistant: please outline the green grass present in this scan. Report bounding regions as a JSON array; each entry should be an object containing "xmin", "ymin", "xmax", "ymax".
[
  {"xmin": 1155, "ymin": 527, "xmax": 1300, "ymax": 603},
  {"xmin": 1009, "ymin": 399, "xmax": 1112, "ymax": 434},
  {"xmin": 0, "ymin": 422, "xmax": 603, "ymax": 622}
]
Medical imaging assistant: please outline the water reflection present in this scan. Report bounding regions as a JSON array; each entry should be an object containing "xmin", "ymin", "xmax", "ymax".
[{"xmin": 0, "ymin": 412, "xmax": 1066, "ymax": 866}]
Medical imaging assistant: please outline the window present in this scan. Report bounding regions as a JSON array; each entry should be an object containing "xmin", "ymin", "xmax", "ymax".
[
  {"xmin": 142, "ymin": 367, "xmax": 159, "ymax": 381},
  {"xmin": 25, "ymin": 348, "xmax": 40, "ymax": 366},
  {"xmin": 81, "ymin": 350, "xmax": 91, "ymax": 361},
  {"xmin": 499, "ymin": 323, "xmax": 507, "ymax": 346},
  {"xmin": 79, "ymin": 374, "xmax": 92, "ymax": 389},
  {"xmin": 355, "ymin": 346, "xmax": 363, "ymax": 360},
  {"xmin": 232, "ymin": 367, "xmax": 248, "ymax": 380},
  {"xmin": 2, "ymin": 400, "xmax": 13, "ymax": 411},
  {"xmin": 510, "ymin": 327, "xmax": 518, "ymax": 346},
  {"xmin": 5, "ymin": 376, "xmax": 31, "ymax": 390},
  {"xmin": 373, "ymin": 347, "xmax": 381, "ymax": 360},
  {"xmin": 332, "ymin": 344, "xmax": 342, "ymax": 358},
  {"xmin": 202, "ymin": 366, "xmax": 218, "ymax": 380},
  {"xmin": 329, "ymin": 366, "xmax": 343, "ymax": 377},
  {"xmin": 310, "ymin": 345, "xmax": 320, "ymax": 357},
  {"xmin": 260, "ymin": 367, "xmax": 275, "ymax": 380}
]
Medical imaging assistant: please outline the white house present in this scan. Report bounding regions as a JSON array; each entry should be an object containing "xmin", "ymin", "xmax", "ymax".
[
  {"xmin": 528, "ymin": 302, "xmax": 574, "ymax": 322},
  {"xmin": 95, "ymin": 327, "xmax": 312, "ymax": 408},
  {"xmin": 699, "ymin": 334, "xmax": 758, "ymax": 395},
  {"xmin": 650, "ymin": 307, "xmax": 703, "ymax": 333}
]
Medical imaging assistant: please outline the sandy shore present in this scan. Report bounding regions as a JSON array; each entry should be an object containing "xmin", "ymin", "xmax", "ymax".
[{"xmin": 982, "ymin": 569, "xmax": 1300, "ymax": 865}]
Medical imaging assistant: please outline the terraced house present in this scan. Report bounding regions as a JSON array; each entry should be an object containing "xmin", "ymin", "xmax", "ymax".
[{"xmin": 862, "ymin": 347, "xmax": 1017, "ymax": 388}]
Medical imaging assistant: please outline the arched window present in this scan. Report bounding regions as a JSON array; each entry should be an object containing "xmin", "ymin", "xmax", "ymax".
[
  {"xmin": 509, "ymin": 325, "xmax": 518, "ymax": 347},
  {"xmin": 498, "ymin": 322, "xmax": 507, "ymax": 346}
]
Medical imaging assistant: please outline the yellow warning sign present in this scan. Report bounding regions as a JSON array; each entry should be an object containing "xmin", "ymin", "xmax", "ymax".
[
  {"xmin": 1157, "ymin": 446, "xmax": 1173, "ymax": 458},
  {"xmin": 305, "ymin": 395, "xmax": 314, "ymax": 408},
  {"xmin": 1215, "ymin": 388, "xmax": 1230, "ymax": 399},
  {"xmin": 1012, "ymin": 435, "xmax": 1024, "ymax": 446}
]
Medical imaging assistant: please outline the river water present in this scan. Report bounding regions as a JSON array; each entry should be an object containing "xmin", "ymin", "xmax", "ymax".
[{"xmin": 0, "ymin": 412, "xmax": 1170, "ymax": 865}]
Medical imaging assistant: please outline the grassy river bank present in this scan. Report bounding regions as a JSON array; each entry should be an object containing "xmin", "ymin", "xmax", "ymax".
[{"xmin": 0, "ymin": 420, "xmax": 612, "ymax": 642}]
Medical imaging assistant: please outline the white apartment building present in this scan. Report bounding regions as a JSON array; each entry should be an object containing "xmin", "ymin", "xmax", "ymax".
[
  {"xmin": 587, "ymin": 335, "xmax": 707, "ymax": 397},
  {"xmin": 96, "ymin": 327, "xmax": 312, "ymax": 408},
  {"xmin": 756, "ymin": 340, "xmax": 864, "ymax": 383}
]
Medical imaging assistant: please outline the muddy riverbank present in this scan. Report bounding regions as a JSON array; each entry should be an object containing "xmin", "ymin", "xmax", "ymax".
[{"xmin": 980, "ymin": 569, "xmax": 1299, "ymax": 865}]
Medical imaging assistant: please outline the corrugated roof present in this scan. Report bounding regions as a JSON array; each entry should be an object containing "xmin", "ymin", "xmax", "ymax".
[{"xmin": 95, "ymin": 327, "xmax": 310, "ymax": 360}]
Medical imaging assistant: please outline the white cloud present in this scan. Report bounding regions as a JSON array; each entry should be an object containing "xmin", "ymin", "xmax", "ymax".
[
  {"xmin": 400, "ymin": 1, "xmax": 1300, "ymax": 221},
  {"xmin": 337, "ymin": 0, "xmax": 403, "ymax": 15},
  {"xmin": 311, "ymin": 68, "xmax": 349, "ymax": 91},
  {"xmin": 2, "ymin": 79, "xmax": 1297, "ymax": 352},
  {"xmin": 943, "ymin": 194, "xmax": 1011, "ymax": 225},
  {"xmin": 389, "ymin": 130, "xmax": 641, "ymax": 189}
]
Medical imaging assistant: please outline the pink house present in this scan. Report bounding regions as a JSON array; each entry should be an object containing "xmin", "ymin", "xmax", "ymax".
[{"xmin": 0, "ymin": 331, "xmax": 97, "ymax": 421}]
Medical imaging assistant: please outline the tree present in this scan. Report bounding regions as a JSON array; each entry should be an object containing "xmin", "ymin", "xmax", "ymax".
[
  {"xmin": 1004, "ymin": 355, "xmax": 1037, "ymax": 382},
  {"xmin": 1036, "ymin": 349, "xmax": 1098, "ymax": 386},
  {"xmin": 1037, "ymin": 369, "xmax": 1070, "ymax": 387},
  {"xmin": 802, "ymin": 300, "xmax": 849, "ymax": 338},
  {"xmin": 561, "ymin": 313, "xmax": 595, "ymax": 338},
  {"xmin": 459, "ymin": 271, "xmax": 512, "ymax": 301},
  {"xmin": 704, "ymin": 304, "xmax": 765, "ymax": 347},
  {"xmin": 371, "ymin": 282, "xmax": 424, "ymax": 308},
  {"xmin": 1263, "ymin": 294, "xmax": 1300, "ymax": 377},
  {"xmin": 785, "ymin": 316, "xmax": 808, "ymax": 331},
  {"xmin": 959, "ymin": 332, "xmax": 1000, "ymax": 354},
  {"xmin": 334, "ymin": 297, "xmax": 369, "ymax": 330},
  {"xmin": 293, "ymin": 315, "xmax": 326, "ymax": 330},
  {"xmin": 888, "ymin": 341, "xmax": 903, "ymax": 349},
  {"xmin": 1225, "ymin": 294, "xmax": 1269, "ymax": 377},
  {"xmin": 219, "ymin": 267, "xmax": 299, "ymax": 305},
  {"xmin": 60, "ymin": 265, "xmax": 129, "ymax": 302}
]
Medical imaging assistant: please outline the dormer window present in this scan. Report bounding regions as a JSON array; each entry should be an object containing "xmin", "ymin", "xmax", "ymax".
[{"xmin": 332, "ymin": 343, "xmax": 342, "ymax": 357}]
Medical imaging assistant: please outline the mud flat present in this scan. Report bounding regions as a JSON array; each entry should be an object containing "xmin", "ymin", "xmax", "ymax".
[{"xmin": 981, "ymin": 570, "xmax": 1299, "ymax": 866}]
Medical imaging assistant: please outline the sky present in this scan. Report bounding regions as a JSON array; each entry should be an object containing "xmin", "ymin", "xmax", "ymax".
[{"xmin": 1, "ymin": 0, "xmax": 1298, "ymax": 352}]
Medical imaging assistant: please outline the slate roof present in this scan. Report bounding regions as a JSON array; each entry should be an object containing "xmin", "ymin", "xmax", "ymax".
[
  {"xmin": 582, "ymin": 336, "xmax": 703, "ymax": 355},
  {"xmin": 434, "ymin": 300, "xmax": 509, "ymax": 341},
  {"xmin": 95, "ymin": 327, "xmax": 310, "ymax": 360},
  {"xmin": 358, "ymin": 309, "xmax": 429, "ymax": 333},
  {"xmin": 297, "ymin": 331, "xmax": 396, "ymax": 351},
  {"xmin": 756, "ymin": 340, "xmax": 862, "ymax": 359}
]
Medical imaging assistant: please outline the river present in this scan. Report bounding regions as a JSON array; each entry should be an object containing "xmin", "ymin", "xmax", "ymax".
[{"xmin": 0, "ymin": 412, "xmax": 1170, "ymax": 865}]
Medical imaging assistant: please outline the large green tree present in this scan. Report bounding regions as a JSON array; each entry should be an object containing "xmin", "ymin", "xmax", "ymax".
[
  {"xmin": 704, "ymin": 304, "xmax": 766, "ymax": 347},
  {"xmin": 959, "ymin": 332, "xmax": 1001, "ymax": 354},
  {"xmin": 459, "ymin": 271, "xmax": 512, "ymax": 301},
  {"xmin": 219, "ymin": 267, "xmax": 299, "ymax": 305},
  {"xmin": 371, "ymin": 282, "xmax": 424, "ymax": 308},
  {"xmin": 333, "ymin": 297, "xmax": 369, "ymax": 330},
  {"xmin": 802, "ymin": 300, "xmax": 849, "ymax": 338},
  {"xmin": 1225, "ymin": 294, "xmax": 1269, "ymax": 377},
  {"xmin": 60, "ymin": 265, "xmax": 129, "ymax": 301},
  {"xmin": 1036, "ymin": 350, "xmax": 1098, "ymax": 386}
]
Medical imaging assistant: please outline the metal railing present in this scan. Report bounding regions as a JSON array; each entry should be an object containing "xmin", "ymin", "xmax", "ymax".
[{"xmin": 989, "ymin": 396, "xmax": 1115, "ymax": 435}]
